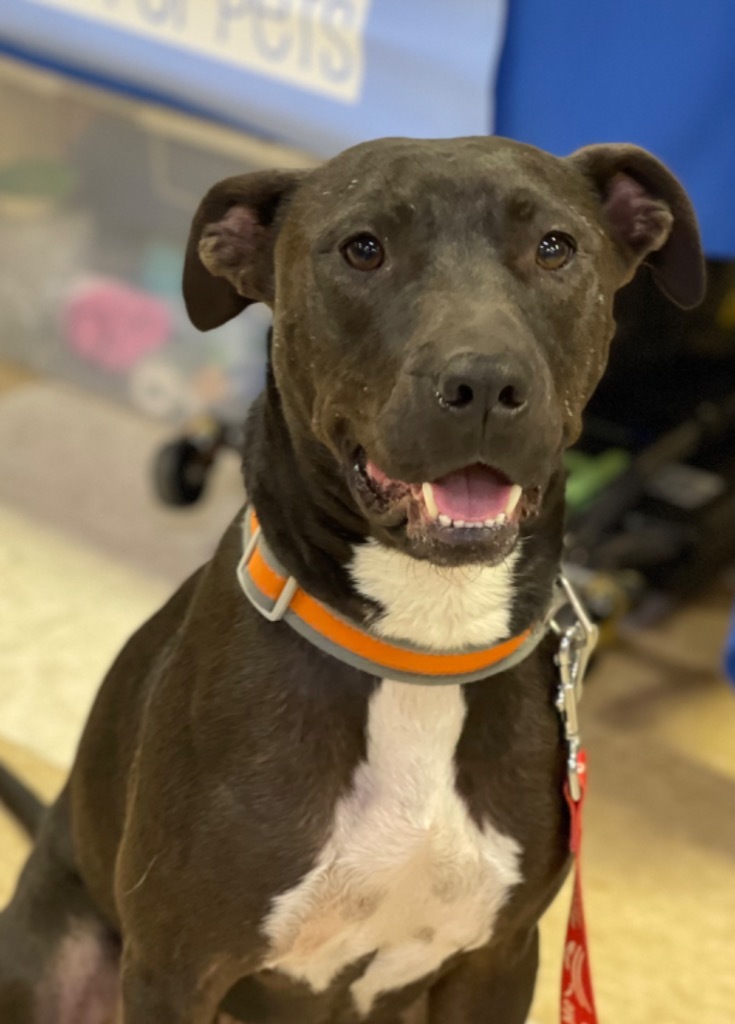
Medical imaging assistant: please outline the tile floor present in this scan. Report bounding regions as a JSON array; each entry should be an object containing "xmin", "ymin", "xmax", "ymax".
[{"xmin": 0, "ymin": 366, "xmax": 733, "ymax": 1023}]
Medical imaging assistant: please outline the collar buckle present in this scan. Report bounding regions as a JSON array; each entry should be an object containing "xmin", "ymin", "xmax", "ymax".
[
  {"xmin": 241, "ymin": 523, "xmax": 298, "ymax": 622},
  {"xmin": 552, "ymin": 575, "xmax": 599, "ymax": 801}
]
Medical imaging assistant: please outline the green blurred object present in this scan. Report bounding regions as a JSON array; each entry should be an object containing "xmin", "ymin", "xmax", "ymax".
[
  {"xmin": 0, "ymin": 160, "xmax": 77, "ymax": 200},
  {"xmin": 139, "ymin": 241, "xmax": 183, "ymax": 300},
  {"xmin": 565, "ymin": 448, "xmax": 631, "ymax": 511}
]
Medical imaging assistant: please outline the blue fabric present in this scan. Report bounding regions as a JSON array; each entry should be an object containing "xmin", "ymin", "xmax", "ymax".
[
  {"xmin": 496, "ymin": 0, "xmax": 735, "ymax": 259},
  {"xmin": 725, "ymin": 606, "xmax": 735, "ymax": 686},
  {"xmin": 0, "ymin": 1, "xmax": 506, "ymax": 156}
]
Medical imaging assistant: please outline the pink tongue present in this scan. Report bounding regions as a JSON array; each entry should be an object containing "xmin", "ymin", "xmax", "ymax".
[{"xmin": 431, "ymin": 465, "xmax": 512, "ymax": 522}]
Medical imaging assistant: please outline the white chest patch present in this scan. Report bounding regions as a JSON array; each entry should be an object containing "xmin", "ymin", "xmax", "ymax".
[
  {"xmin": 350, "ymin": 539, "xmax": 521, "ymax": 651},
  {"xmin": 262, "ymin": 541, "xmax": 523, "ymax": 1016},
  {"xmin": 262, "ymin": 682, "xmax": 522, "ymax": 1015}
]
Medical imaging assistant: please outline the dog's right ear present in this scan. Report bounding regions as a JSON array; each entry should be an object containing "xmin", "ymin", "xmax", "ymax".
[
  {"xmin": 183, "ymin": 169, "xmax": 308, "ymax": 331},
  {"xmin": 569, "ymin": 145, "xmax": 705, "ymax": 309}
]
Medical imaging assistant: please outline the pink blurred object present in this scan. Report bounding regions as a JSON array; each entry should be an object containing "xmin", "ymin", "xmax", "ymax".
[{"xmin": 64, "ymin": 278, "xmax": 172, "ymax": 371}]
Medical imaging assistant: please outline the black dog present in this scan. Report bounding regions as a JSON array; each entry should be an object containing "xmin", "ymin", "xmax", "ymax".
[{"xmin": 0, "ymin": 136, "xmax": 704, "ymax": 1024}]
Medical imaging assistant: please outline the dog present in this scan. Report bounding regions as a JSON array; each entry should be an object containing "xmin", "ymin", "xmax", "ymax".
[{"xmin": 0, "ymin": 135, "xmax": 704, "ymax": 1024}]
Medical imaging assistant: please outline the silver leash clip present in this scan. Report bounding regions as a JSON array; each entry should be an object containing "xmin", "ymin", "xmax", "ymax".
[{"xmin": 551, "ymin": 575, "xmax": 599, "ymax": 802}]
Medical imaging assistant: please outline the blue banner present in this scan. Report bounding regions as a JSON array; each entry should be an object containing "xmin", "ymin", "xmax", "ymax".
[{"xmin": 0, "ymin": 1, "xmax": 507, "ymax": 155}]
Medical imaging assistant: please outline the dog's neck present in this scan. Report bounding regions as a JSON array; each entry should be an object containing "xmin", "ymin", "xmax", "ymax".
[
  {"xmin": 243, "ymin": 382, "xmax": 371, "ymax": 620},
  {"xmin": 243, "ymin": 382, "xmax": 565, "ymax": 644}
]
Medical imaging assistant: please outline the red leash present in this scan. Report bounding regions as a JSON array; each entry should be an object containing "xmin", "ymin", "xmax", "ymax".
[{"xmin": 561, "ymin": 750, "xmax": 599, "ymax": 1024}]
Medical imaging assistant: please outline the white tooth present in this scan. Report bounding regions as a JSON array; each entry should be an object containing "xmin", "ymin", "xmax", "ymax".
[
  {"xmin": 484, "ymin": 513, "xmax": 506, "ymax": 527},
  {"xmin": 467, "ymin": 521, "xmax": 482, "ymax": 528},
  {"xmin": 505, "ymin": 484, "xmax": 523, "ymax": 517},
  {"xmin": 438, "ymin": 514, "xmax": 452, "ymax": 527},
  {"xmin": 454, "ymin": 519, "xmax": 466, "ymax": 527},
  {"xmin": 422, "ymin": 482, "xmax": 439, "ymax": 519}
]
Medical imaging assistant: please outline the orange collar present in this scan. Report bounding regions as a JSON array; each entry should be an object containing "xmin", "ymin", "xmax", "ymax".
[{"xmin": 237, "ymin": 508, "xmax": 550, "ymax": 685}]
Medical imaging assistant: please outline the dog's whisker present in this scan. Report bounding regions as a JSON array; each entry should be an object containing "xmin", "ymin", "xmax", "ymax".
[{"xmin": 123, "ymin": 855, "xmax": 160, "ymax": 897}]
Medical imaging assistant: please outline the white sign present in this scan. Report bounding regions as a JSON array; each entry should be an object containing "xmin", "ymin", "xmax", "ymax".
[{"xmin": 30, "ymin": 0, "xmax": 371, "ymax": 102}]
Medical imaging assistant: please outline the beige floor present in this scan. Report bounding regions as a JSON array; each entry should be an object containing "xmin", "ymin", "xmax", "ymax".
[{"xmin": 1, "ymin": 366, "xmax": 734, "ymax": 1024}]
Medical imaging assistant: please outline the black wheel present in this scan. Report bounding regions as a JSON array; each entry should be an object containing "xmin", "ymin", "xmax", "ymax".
[{"xmin": 153, "ymin": 438, "xmax": 212, "ymax": 507}]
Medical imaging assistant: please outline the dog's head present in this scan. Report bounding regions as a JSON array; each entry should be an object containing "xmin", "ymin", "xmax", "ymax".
[{"xmin": 184, "ymin": 137, "xmax": 704, "ymax": 568}]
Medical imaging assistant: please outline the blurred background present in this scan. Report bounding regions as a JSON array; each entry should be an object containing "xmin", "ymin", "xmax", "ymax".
[{"xmin": 0, "ymin": 2, "xmax": 733, "ymax": 1022}]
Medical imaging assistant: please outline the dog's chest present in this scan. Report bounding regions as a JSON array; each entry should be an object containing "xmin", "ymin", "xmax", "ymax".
[{"xmin": 262, "ymin": 682, "xmax": 522, "ymax": 1017}]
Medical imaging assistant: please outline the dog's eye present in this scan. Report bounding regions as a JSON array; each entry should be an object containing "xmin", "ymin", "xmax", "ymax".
[
  {"xmin": 342, "ymin": 234, "xmax": 384, "ymax": 271},
  {"xmin": 536, "ymin": 232, "xmax": 576, "ymax": 270}
]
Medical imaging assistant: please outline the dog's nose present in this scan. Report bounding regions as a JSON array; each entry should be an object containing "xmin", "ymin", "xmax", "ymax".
[{"xmin": 435, "ymin": 353, "xmax": 530, "ymax": 417}]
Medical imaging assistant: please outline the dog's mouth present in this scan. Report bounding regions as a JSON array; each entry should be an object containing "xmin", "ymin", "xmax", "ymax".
[{"xmin": 352, "ymin": 447, "xmax": 540, "ymax": 563}]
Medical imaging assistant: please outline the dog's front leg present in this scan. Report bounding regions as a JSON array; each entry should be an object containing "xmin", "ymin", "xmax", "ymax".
[{"xmin": 426, "ymin": 929, "xmax": 539, "ymax": 1024}]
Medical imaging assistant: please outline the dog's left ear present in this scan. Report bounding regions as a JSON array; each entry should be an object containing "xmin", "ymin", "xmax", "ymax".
[
  {"xmin": 183, "ymin": 169, "xmax": 309, "ymax": 331},
  {"xmin": 570, "ymin": 144, "xmax": 706, "ymax": 308}
]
